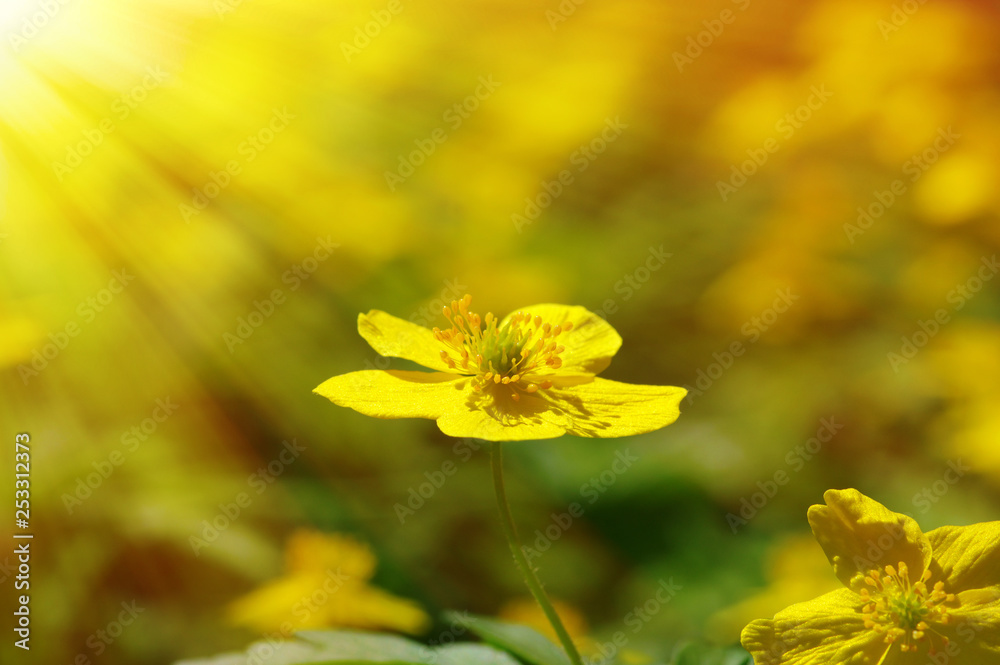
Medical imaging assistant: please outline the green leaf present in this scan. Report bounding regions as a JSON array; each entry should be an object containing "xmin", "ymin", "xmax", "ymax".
[
  {"xmin": 174, "ymin": 629, "xmax": 522, "ymax": 665},
  {"xmin": 444, "ymin": 611, "xmax": 572, "ymax": 665},
  {"xmin": 670, "ymin": 642, "xmax": 753, "ymax": 665}
]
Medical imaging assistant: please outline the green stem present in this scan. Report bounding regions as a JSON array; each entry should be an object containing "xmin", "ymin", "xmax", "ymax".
[{"xmin": 490, "ymin": 442, "xmax": 584, "ymax": 665}]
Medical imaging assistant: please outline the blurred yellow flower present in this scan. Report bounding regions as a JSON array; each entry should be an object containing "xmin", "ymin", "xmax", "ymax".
[
  {"xmin": 498, "ymin": 597, "xmax": 596, "ymax": 655},
  {"xmin": 742, "ymin": 489, "xmax": 1000, "ymax": 665},
  {"xmin": 227, "ymin": 530, "xmax": 429, "ymax": 636},
  {"xmin": 314, "ymin": 295, "xmax": 686, "ymax": 441}
]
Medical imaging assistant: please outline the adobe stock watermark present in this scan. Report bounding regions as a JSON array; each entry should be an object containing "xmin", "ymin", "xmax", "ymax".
[
  {"xmin": 406, "ymin": 278, "xmax": 469, "ymax": 329},
  {"xmin": 545, "ymin": 0, "xmax": 588, "ymax": 30},
  {"xmin": 17, "ymin": 269, "xmax": 135, "ymax": 385},
  {"xmin": 394, "ymin": 437, "xmax": 484, "ymax": 524},
  {"xmin": 214, "ymin": 0, "xmax": 251, "ymax": 19},
  {"xmin": 362, "ymin": 278, "xmax": 467, "ymax": 373},
  {"xmin": 385, "ymin": 76, "xmax": 501, "ymax": 191},
  {"xmin": 844, "ymin": 126, "xmax": 959, "ymax": 243},
  {"xmin": 55, "ymin": 600, "xmax": 145, "ymax": 662},
  {"xmin": 726, "ymin": 417, "xmax": 844, "ymax": 533},
  {"xmin": 672, "ymin": 0, "xmax": 752, "ymax": 72},
  {"xmin": 587, "ymin": 578, "xmax": 682, "ymax": 665},
  {"xmin": 0, "ymin": 556, "xmax": 16, "ymax": 586},
  {"xmin": 591, "ymin": 245, "xmax": 672, "ymax": 319},
  {"xmin": 5, "ymin": 0, "xmax": 73, "ymax": 52},
  {"xmin": 180, "ymin": 107, "xmax": 295, "ymax": 222},
  {"xmin": 913, "ymin": 460, "xmax": 969, "ymax": 514},
  {"xmin": 850, "ymin": 519, "xmax": 913, "ymax": 574},
  {"xmin": 887, "ymin": 255, "xmax": 999, "ymax": 372},
  {"xmin": 62, "ymin": 397, "xmax": 180, "ymax": 514},
  {"xmin": 521, "ymin": 448, "xmax": 639, "ymax": 561},
  {"xmin": 513, "ymin": 116, "xmax": 627, "ymax": 232},
  {"xmin": 190, "ymin": 438, "xmax": 306, "ymax": 555},
  {"xmin": 223, "ymin": 236, "xmax": 339, "ymax": 353},
  {"xmin": 684, "ymin": 288, "xmax": 799, "ymax": 402},
  {"xmin": 717, "ymin": 84, "xmax": 833, "ymax": 201},
  {"xmin": 210, "ymin": 567, "xmax": 352, "ymax": 665},
  {"xmin": 52, "ymin": 65, "xmax": 172, "ymax": 181},
  {"xmin": 878, "ymin": 0, "xmax": 928, "ymax": 39},
  {"xmin": 341, "ymin": 0, "xmax": 404, "ymax": 62},
  {"xmin": 421, "ymin": 611, "xmax": 479, "ymax": 664},
  {"xmin": 920, "ymin": 599, "xmax": 1000, "ymax": 665}
]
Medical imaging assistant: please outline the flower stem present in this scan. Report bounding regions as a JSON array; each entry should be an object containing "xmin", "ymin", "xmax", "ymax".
[{"xmin": 490, "ymin": 442, "xmax": 584, "ymax": 665}]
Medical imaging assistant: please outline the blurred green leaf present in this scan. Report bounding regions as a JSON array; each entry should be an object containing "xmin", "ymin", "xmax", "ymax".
[
  {"xmin": 174, "ymin": 629, "xmax": 521, "ymax": 665},
  {"xmin": 444, "ymin": 612, "xmax": 572, "ymax": 665},
  {"xmin": 671, "ymin": 643, "xmax": 752, "ymax": 665}
]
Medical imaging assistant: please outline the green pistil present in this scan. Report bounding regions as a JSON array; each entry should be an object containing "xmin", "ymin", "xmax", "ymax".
[
  {"xmin": 487, "ymin": 323, "xmax": 529, "ymax": 375},
  {"xmin": 891, "ymin": 593, "xmax": 929, "ymax": 630}
]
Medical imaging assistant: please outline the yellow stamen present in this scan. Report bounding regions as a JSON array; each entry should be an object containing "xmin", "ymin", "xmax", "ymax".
[
  {"xmin": 860, "ymin": 561, "xmax": 957, "ymax": 661},
  {"xmin": 432, "ymin": 295, "xmax": 570, "ymax": 399}
]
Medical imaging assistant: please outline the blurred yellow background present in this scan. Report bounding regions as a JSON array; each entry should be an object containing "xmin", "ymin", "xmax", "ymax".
[{"xmin": 1, "ymin": 0, "xmax": 999, "ymax": 663}]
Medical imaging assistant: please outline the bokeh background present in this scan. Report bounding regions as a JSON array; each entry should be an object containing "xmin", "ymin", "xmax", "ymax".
[{"xmin": 2, "ymin": 0, "xmax": 999, "ymax": 663}]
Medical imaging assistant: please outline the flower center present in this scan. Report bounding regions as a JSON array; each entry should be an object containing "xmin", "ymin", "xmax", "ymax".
[
  {"xmin": 432, "ymin": 295, "xmax": 571, "ymax": 401},
  {"xmin": 860, "ymin": 561, "xmax": 956, "ymax": 660}
]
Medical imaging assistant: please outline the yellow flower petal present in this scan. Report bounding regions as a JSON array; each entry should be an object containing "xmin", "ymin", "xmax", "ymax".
[
  {"xmin": 228, "ymin": 572, "xmax": 430, "ymax": 635},
  {"xmin": 227, "ymin": 573, "xmax": 321, "ymax": 632},
  {"xmin": 926, "ymin": 522, "xmax": 1000, "ymax": 592},
  {"xmin": 314, "ymin": 370, "xmax": 467, "ymax": 420},
  {"xmin": 358, "ymin": 310, "xmax": 453, "ymax": 372},
  {"xmin": 433, "ymin": 377, "xmax": 686, "ymax": 440},
  {"xmin": 228, "ymin": 532, "xmax": 430, "ymax": 636},
  {"xmin": 547, "ymin": 377, "xmax": 687, "ymax": 438},
  {"xmin": 500, "ymin": 304, "xmax": 622, "ymax": 375},
  {"xmin": 936, "ymin": 587, "xmax": 1000, "ymax": 662},
  {"xmin": 741, "ymin": 588, "xmax": 882, "ymax": 665},
  {"xmin": 318, "ymin": 585, "xmax": 431, "ymax": 635},
  {"xmin": 285, "ymin": 530, "xmax": 376, "ymax": 580},
  {"xmin": 807, "ymin": 489, "xmax": 932, "ymax": 592},
  {"xmin": 436, "ymin": 390, "xmax": 569, "ymax": 441}
]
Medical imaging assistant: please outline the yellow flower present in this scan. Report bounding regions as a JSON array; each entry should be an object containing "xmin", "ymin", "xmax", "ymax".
[
  {"xmin": 314, "ymin": 295, "xmax": 687, "ymax": 441},
  {"xmin": 741, "ymin": 489, "xmax": 1000, "ymax": 665},
  {"xmin": 227, "ymin": 530, "xmax": 429, "ymax": 636}
]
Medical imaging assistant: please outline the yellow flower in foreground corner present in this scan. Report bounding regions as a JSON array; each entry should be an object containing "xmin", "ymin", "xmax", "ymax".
[
  {"xmin": 227, "ymin": 530, "xmax": 429, "ymax": 636},
  {"xmin": 314, "ymin": 295, "xmax": 687, "ymax": 441},
  {"xmin": 742, "ymin": 489, "xmax": 1000, "ymax": 665}
]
